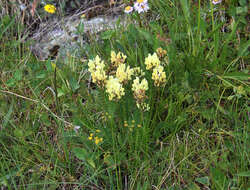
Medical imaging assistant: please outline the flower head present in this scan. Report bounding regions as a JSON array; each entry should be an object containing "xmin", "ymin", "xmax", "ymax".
[
  {"xmin": 116, "ymin": 64, "xmax": 134, "ymax": 83},
  {"xmin": 44, "ymin": 4, "xmax": 56, "ymax": 14},
  {"xmin": 88, "ymin": 55, "xmax": 107, "ymax": 87},
  {"xmin": 145, "ymin": 53, "xmax": 160, "ymax": 70},
  {"xmin": 152, "ymin": 65, "xmax": 166, "ymax": 87},
  {"xmin": 105, "ymin": 76, "xmax": 125, "ymax": 101},
  {"xmin": 212, "ymin": 0, "xmax": 222, "ymax": 5},
  {"xmin": 156, "ymin": 47, "xmax": 167, "ymax": 59},
  {"xmin": 124, "ymin": 6, "xmax": 133, "ymax": 14},
  {"xmin": 95, "ymin": 137, "xmax": 103, "ymax": 145},
  {"xmin": 111, "ymin": 51, "xmax": 127, "ymax": 67},
  {"xmin": 132, "ymin": 77, "xmax": 149, "ymax": 110},
  {"xmin": 133, "ymin": 67, "xmax": 145, "ymax": 77},
  {"xmin": 134, "ymin": 0, "xmax": 149, "ymax": 13},
  {"xmin": 88, "ymin": 133, "xmax": 94, "ymax": 140},
  {"xmin": 132, "ymin": 77, "xmax": 148, "ymax": 93}
]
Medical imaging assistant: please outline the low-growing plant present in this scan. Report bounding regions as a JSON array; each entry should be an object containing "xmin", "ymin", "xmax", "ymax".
[{"xmin": 0, "ymin": 0, "xmax": 249, "ymax": 189}]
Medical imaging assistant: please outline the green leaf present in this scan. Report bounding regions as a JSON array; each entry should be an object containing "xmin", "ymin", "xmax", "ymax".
[
  {"xmin": 210, "ymin": 167, "xmax": 227, "ymax": 189},
  {"xmin": 57, "ymin": 88, "xmax": 65, "ymax": 97},
  {"xmin": 195, "ymin": 176, "xmax": 210, "ymax": 186},
  {"xmin": 0, "ymin": 15, "xmax": 15, "ymax": 39},
  {"xmin": 36, "ymin": 72, "xmax": 46, "ymax": 79},
  {"xmin": 14, "ymin": 128, "xmax": 24, "ymax": 138},
  {"xmin": 73, "ymin": 147, "xmax": 96, "ymax": 168},
  {"xmin": 180, "ymin": 0, "xmax": 190, "ymax": 22},
  {"xmin": 237, "ymin": 40, "xmax": 250, "ymax": 57},
  {"xmin": 236, "ymin": 6, "xmax": 248, "ymax": 14},
  {"xmin": 6, "ymin": 78, "xmax": 16, "ymax": 87},
  {"xmin": 69, "ymin": 77, "xmax": 80, "ymax": 92},
  {"xmin": 46, "ymin": 60, "xmax": 53, "ymax": 72},
  {"xmin": 138, "ymin": 29, "xmax": 154, "ymax": 45},
  {"xmin": 237, "ymin": 171, "xmax": 250, "ymax": 177},
  {"xmin": 87, "ymin": 158, "xmax": 96, "ymax": 168},
  {"xmin": 73, "ymin": 147, "xmax": 88, "ymax": 161},
  {"xmin": 100, "ymin": 30, "xmax": 115, "ymax": 40},
  {"xmin": 187, "ymin": 183, "xmax": 200, "ymax": 190},
  {"xmin": 14, "ymin": 70, "xmax": 22, "ymax": 81},
  {"xmin": 2, "ymin": 100, "xmax": 14, "ymax": 128},
  {"xmin": 223, "ymin": 72, "xmax": 250, "ymax": 81}
]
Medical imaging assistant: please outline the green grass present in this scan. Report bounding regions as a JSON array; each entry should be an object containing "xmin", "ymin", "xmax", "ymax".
[{"xmin": 0, "ymin": 0, "xmax": 249, "ymax": 189}]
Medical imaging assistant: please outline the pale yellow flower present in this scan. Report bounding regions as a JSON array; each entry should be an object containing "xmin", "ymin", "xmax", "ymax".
[
  {"xmin": 111, "ymin": 51, "xmax": 127, "ymax": 67},
  {"xmin": 116, "ymin": 64, "xmax": 134, "ymax": 83},
  {"xmin": 132, "ymin": 77, "xmax": 148, "ymax": 92},
  {"xmin": 152, "ymin": 65, "xmax": 166, "ymax": 87},
  {"xmin": 88, "ymin": 55, "xmax": 107, "ymax": 87},
  {"xmin": 133, "ymin": 67, "xmax": 145, "ymax": 77},
  {"xmin": 132, "ymin": 77, "xmax": 149, "ymax": 111},
  {"xmin": 145, "ymin": 53, "xmax": 160, "ymax": 70},
  {"xmin": 44, "ymin": 4, "xmax": 56, "ymax": 14},
  {"xmin": 105, "ymin": 76, "xmax": 125, "ymax": 101}
]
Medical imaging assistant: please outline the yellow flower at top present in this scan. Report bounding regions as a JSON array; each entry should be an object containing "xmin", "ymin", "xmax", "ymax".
[
  {"xmin": 111, "ymin": 51, "xmax": 127, "ymax": 67},
  {"xmin": 44, "ymin": 4, "xmax": 56, "ymax": 14},
  {"xmin": 145, "ymin": 53, "xmax": 160, "ymax": 70}
]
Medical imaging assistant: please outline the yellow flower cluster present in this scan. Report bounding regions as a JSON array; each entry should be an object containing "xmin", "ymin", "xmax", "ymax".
[
  {"xmin": 88, "ymin": 130, "xmax": 103, "ymax": 145},
  {"xmin": 133, "ymin": 67, "xmax": 145, "ymax": 77},
  {"xmin": 116, "ymin": 64, "xmax": 134, "ymax": 83},
  {"xmin": 101, "ymin": 112, "xmax": 112, "ymax": 122},
  {"xmin": 44, "ymin": 4, "xmax": 56, "ymax": 14},
  {"xmin": 145, "ymin": 53, "xmax": 160, "ymax": 70},
  {"xmin": 132, "ymin": 77, "xmax": 148, "ymax": 95},
  {"xmin": 152, "ymin": 65, "xmax": 166, "ymax": 87},
  {"xmin": 105, "ymin": 76, "xmax": 125, "ymax": 101},
  {"xmin": 145, "ymin": 51, "xmax": 167, "ymax": 87},
  {"xmin": 156, "ymin": 47, "xmax": 169, "ymax": 65},
  {"xmin": 111, "ymin": 51, "xmax": 127, "ymax": 67},
  {"xmin": 94, "ymin": 137, "xmax": 103, "ymax": 145},
  {"xmin": 124, "ymin": 120, "xmax": 143, "ymax": 131},
  {"xmin": 132, "ymin": 77, "xmax": 150, "ymax": 111},
  {"xmin": 156, "ymin": 47, "xmax": 167, "ymax": 59},
  {"xmin": 87, "ymin": 48, "xmax": 168, "ymax": 110},
  {"xmin": 88, "ymin": 55, "xmax": 107, "ymax": 87}
]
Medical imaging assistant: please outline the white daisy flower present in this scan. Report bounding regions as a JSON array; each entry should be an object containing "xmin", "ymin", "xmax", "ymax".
[
  {"xmin": 212, "ymin": 0, "xmax": 222, "ymax": 5},
  {"xmin": 134, "ymin": 0, "xmax": 149, "ymax": 13},
  {"xmin": 124, "ymin": 6, "xmax": 133, "ymax": 14}
]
